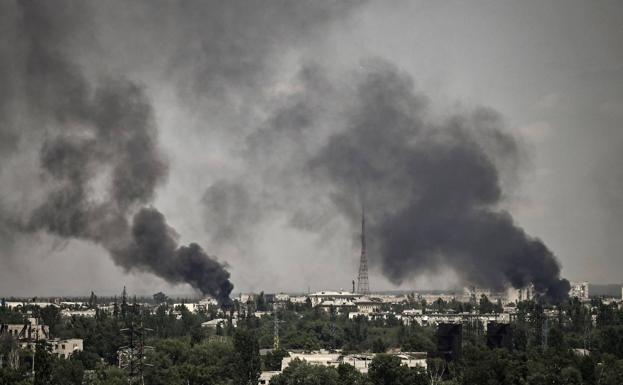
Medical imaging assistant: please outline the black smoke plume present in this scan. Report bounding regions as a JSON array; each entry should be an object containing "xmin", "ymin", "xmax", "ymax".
[
  {"xmin": 113, "ymin": 208, "xmax": 234, "ymax": 305},
  {"xmin": 0, "ymin": 0, "xmax": 233, "ymax": 302},
  {"xmin": 313, "ymin": 62, "xmax": 570, "ymax": 302}
]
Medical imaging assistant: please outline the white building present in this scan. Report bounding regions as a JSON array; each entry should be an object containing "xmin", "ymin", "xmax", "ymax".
[
  {"xmin": 342, "ymin": 352, "xmax": 427, "ymax": 373},
  {"xmin": 0, "ymin": 317, "xmax": 49, "ymax": 342},
  {"xmin": 506, "ymin": 284, "xmax": 535, "ymax": 303},
  {"xmin": 50, "ymin": 338, "xmax": 83, "ymax": 359},
  {"xmin": 259, "ymin": 371, "xmax": 280, "ymax": 384},
  {"xmin": 281, "ymin": 351, "xmax": 427, "ymax": 374},
  {"xmin": 173, "ymin": 303, "xmax": 204, "ymax": 313},
  {"xmin": 200, "ymin": 297, "xmax": 219, "ymax": 309},
  {"xmin": 318, "ymin": 299, "xmax": 357, "ymax": 313},
  {"xmin": 239, "ymin": 293, "xmax": 256, "ymax": 303},
  {"xmin": 289, "ymin": 296, "xmax": 309, "ymax": 304},
  {"xmin": 402, "ymin": 309, "xmax": 423, "ymax": 316},
  {"xmin": 4, "ymin": 301, "xmax": 59, "ymax": 310},
  {"xmin": 570, "ymin": 282, "xmax": 590, "ymax": 300},
  {"xmin": 281, "ymin": 351, "xmax": 342, "ymax": 371},
  {"xmin": 308, "ymin": 291, "xmax": 361, "ymax": 307},
  {"xmin": 354, "ymin": 297, "xmax": 383, "ymax": 314},
  {"xmin": 402, "ymin": 312, "xmax": 510, "ymax": 328},
  {"xmin": 201, "ymin": 318, "xmax": 238, "ymax": 329},
  {"xmin": 275, "ymin": 293, "xmax": 291, "ymax": 302},
  {"xmin": 61, "ymin": 309, "xmax": 97, "ymax": 318}
]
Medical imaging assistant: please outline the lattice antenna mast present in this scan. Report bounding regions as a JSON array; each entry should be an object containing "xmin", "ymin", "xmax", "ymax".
[{"xmin": 357, "ymin": 203, "xmax": 370, "ymax": 295}]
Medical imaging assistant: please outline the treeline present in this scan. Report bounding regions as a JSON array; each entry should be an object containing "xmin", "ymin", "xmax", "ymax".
[{"xmin": 1, "ymin": 296, "xmax": 623, "ymax": 384}]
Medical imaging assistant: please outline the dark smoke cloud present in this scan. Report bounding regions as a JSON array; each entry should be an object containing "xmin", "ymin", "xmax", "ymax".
[
  {"xmin": 312, "ymin": 61, "xmax": 570, "ymax": 302},
  {"xmin": 202, "ymin": 63, "xmax": 344, "ymax": 247},
  {"xmin": 0, "ymin": 0, "xmax": 572, "ymax": 300},
  {"xmin": 114, "ymin": 208, "xmax": 233, "ymax": 304},
  {"xmin": 201, "ymin": 180, "xmax": 262, "ymax": 246},
  {"xmin": 155, "ymin": 0, "xmax": 364, "ymax": 103},
  {"xmin": 0, "ymin": 0, "xmax": 233, "ymax": 302}
]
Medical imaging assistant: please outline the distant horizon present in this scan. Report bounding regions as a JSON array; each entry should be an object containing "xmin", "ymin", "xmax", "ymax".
[{"xmin": 2, "ymin": 282, "xmax": 622, "ymax": 301}]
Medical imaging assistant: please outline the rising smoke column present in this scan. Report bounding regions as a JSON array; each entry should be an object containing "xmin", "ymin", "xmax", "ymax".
[
  {"xmin": 0, "ymin": 0, "xmax": 233, "ymax": 302},
  {"xmin": 313, "ymin": 61, "xmax": 570, "ymax": 302}
]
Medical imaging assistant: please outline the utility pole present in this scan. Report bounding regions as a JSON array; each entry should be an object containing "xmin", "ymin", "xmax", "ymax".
[{"xmin": 119, "ymin": 301, "xmax": 153, "ymax": 385}]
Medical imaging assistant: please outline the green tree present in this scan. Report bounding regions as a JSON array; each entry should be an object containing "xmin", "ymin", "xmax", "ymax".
[
  {"xmin": 50, "ymin": 358, "xmax": 84, "ymax": 385},
  {"xmin": 368, "ymin": 354, "xmax": 426, "ymax": 385},
  {"xmin": 271, "ymin": 359, "xmax": 339, "ymax": 385},
  {"xmin": 599, "ymin": 356, "xmax": 623, "ymax": 385},
  {"xmin": 0, "ymin": 366, "xmax": 29, "ymax": 385},
  {"xmin": 233, "ymin": 329, "xmax": 261, "ymax": 385},
  {"xmin": 88, "ymin": 292, "xmax": 98, "ymax": 309},
  {"xmin": 33, "ymin": 344, "xmax": 53, "ymax": 385},
  {"xmin": 372, "ymin": 338, "xmax": 387, "ymax": 353},
  {"xmin": 264, "ymin": 349, "xmax": 288, "ymax": 371},
  {"xmin": 40, "ymin": 306, "xmax": 61, "ymax": 335},
  {"xmin": 87, "ymin": 363, "xmax": 128, "ymax": 385},
  {"xmin": 336, "ymin": 363, "xmax": 367, "ymax": 385},
  {"xmin": 560, "ymin": 366, "xmax": 582, "ymax": 385},
  {"xmin": 478, "ymin": 295, "xmax": 494, "ymax": 314},
  {"xmin": 597, "ymin": 326, "xmax": 623, "ymax": 358},
  {"xmin": 256, "ymin": 292, "xmax": 267, "ymax": 312}
]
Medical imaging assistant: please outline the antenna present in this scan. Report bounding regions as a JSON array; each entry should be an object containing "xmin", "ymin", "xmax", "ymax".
[{"xmin": 357, "ymin": 203, "xmax": 370, "ymax": 295}]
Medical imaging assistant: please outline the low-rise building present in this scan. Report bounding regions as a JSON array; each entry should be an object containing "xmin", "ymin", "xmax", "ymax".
[
  {"xmin": 342, "ymin": 352, "xmax": 427, "ymax": 373},
  {"xmin": 61, "ymin": 309, "xmax": 97, "ymax": 318},
  {"xmin": 259, "ymin": 371, "xmax": 280, "ymax": 384},
  {"xmin": 281, "ymin": 350, "xmax": 427, "ymax": 374},
  {"xmin": 281, "ymin": 351, "xmax": 342, "ymax": 371},
  {"xmin": 0, "ymin": 317, "xmax": 49, "ymax": 342},
  {"xmin": 318, "ymin": 299, "xmax": 357, "ymax": 313},
  {"xmin": 402, "ymin": 312, "xmax": 510, "ymax": 328},
  {"xmin": 173, "ymin": 303, "xmax": 204, "ymax": 313},
  {"xmin": 308, "ymin": 291, "xmax": 361, "ymax": 307},
  {"xmin": 50, "ymin": 338, "xmax": 83, "ymax": 359},
  {"xmin": 355, "ymin": 297, "xmax": 383, "ymax": 314},
  {"xmin": 201, "ymin": 318, "xmax": 238, "ymax": 329},
  {"xmin": 275, "ymin": 293, "xmax": 290, "ymax": 302}
]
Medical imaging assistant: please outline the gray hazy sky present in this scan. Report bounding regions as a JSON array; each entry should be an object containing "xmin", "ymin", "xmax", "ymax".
[{"xmin": 0, "ymin": 0, "xmax": 622, "ymax": 297}]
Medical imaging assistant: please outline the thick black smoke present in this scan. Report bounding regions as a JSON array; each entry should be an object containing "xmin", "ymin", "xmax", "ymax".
[
  {"xmin": 313, "ymin": 62, "xmax": 570, "ymax": 302},
  {"xmin": 0, "ymin": 0, "xmax": 233, "ymax": 302},
  {"xmin": 1, "ymin": 0, "xmax": 572, "ymax": 301},
  {"xmin": 113, "ymin": 208, "xmax": 233, "ymax": 305}
]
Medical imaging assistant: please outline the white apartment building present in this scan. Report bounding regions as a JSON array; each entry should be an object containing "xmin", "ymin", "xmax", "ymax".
[{"xmin": 281, "ymin": 351, "xmax": 427, "ymax": 373}]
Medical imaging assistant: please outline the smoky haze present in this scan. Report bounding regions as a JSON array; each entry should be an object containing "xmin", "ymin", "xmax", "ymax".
[
  {"xmin": 1, "ymin": 0, "xmax": 619, "ymax": 298},
  {"xmin": 0, "ymin": 0, "xmax": 233, "ymax": 303},
  {"xmin": 311, "ymin": 62, "xmax": 570, "ymax": 302}
]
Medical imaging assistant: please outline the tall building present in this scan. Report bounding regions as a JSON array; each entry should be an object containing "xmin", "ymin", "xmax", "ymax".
[
  {"xmin": 357, "ymin": 205, "xmax": 370, "ymax": 295},
  {"xmin": 570, "ymin": 281, "xmax": 590, "ymax": 300}
]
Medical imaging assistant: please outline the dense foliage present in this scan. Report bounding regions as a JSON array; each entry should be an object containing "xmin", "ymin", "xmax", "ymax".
[{"xmin": 1, "ymin": 294, "xmax": 623, "ymax": 384}]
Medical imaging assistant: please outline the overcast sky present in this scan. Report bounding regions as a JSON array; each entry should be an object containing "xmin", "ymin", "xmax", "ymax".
[{"xmin": 0, "ymin": 0, "xmax": 622, "ymax": 297}]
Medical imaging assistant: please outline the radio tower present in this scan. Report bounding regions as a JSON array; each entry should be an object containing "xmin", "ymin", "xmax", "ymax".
[{"xmin": 357, "ymin": 204, "xmax": 370, "ymax": 295}]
